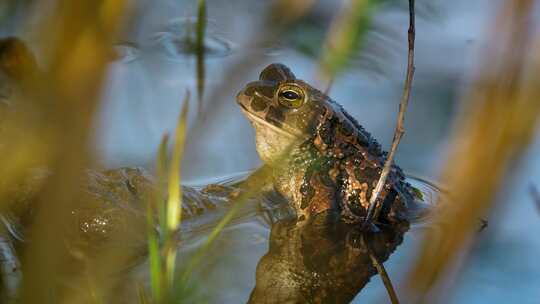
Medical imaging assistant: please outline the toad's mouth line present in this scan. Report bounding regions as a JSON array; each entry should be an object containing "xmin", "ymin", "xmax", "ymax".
[{"xmin": 238, "ymin": 102, "xmax": 300, "ymax": 139}]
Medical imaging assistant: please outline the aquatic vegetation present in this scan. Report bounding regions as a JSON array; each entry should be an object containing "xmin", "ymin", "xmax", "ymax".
[{"xmin": 144, "ymin": 93, "xmax": 189, "ymax": 303}]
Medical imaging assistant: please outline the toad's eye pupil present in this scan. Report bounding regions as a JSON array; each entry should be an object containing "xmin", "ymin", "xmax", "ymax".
[
  {"xmin": 277, "ymin": 87, "xmax": 305, "ymax": 109},
  {"xmin": 280, "ymin": 90, "xmax": 299, "ymax": 100}
]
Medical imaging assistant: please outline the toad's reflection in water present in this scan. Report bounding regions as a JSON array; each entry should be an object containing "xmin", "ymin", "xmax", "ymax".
[{"xmin": 250, "ymin": 212, "xmax": 408, "ymax": 304}]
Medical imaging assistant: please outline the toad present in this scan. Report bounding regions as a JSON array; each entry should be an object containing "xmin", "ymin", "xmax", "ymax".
[{"xmin": 237, "ymin": 63, "xmax": 418, "ymax": 227}]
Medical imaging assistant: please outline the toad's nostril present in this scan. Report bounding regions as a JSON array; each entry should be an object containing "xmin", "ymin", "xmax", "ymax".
[
  {"xmin": 244, "ymin": 86, "xmax": 256, "ymax": 97},
  {"xmin": 257, "ymin": 85, "xmax": 275, "ymax": 98}
]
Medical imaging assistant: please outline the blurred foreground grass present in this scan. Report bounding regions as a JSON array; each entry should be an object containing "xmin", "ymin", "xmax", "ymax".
[
  {"xmin": 406, "ymin": 0, "xmax": 540, "ymax": 300},
  {"xmin": 0, "ymin": 1, "xmax": 130, "ymax": 303}
]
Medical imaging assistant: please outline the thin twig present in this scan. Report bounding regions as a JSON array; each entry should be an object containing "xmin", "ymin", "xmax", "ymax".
[
  {"xmin": 361, "ymin": 235, "xmax": 400, "ymax": 304},
  {"xmin": 531, "ymin": 184, "xmax": 540, "ymax": 215},
  {"xmin": 364, "ymin": 0, "xmax": 415, "ymax": 225}
]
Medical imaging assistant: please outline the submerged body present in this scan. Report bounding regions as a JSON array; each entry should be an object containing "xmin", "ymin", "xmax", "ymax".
[{"xmin": 237, "ymin": 63, "xmax": 418, "ymax": 226}]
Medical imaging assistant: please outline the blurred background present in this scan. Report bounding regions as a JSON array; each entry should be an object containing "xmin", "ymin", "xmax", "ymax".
[{"xmin": 1, "ymin": 0, "xmax": 539, "ymax": 303}]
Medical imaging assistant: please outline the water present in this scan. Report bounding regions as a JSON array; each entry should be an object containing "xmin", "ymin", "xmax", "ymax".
[{"xmin": 151, "ymin": 17, "xmax": 234, "ymax": 60}]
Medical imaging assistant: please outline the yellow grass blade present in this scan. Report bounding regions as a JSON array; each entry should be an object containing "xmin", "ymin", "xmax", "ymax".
[{"xmin": 165, "ymin": 91, "xmax": 190, "ymax": 287}]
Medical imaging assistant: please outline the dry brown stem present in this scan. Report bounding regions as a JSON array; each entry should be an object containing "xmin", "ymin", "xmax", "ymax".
[
  {"xmin": 365, "ymin": 0, "xmax": 415, "ymax": 225},
  {"xmin": 362, "ymin": 235, "xmax": 400, "ymax": 304}
]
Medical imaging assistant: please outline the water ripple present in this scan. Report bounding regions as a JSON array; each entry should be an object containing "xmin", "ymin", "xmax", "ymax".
[{"xmin": 151, "ymin": 17, "xmax": 234, "ymax": 60}]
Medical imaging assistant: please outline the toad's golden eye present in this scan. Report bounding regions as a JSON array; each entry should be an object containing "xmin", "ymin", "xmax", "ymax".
[{"xmin": 277, "ymin": 85, "xmax": 305, "ymax": 109}]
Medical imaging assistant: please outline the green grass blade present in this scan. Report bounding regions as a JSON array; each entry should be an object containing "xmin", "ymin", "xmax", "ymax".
[
  {"xmin": 147, "ymin": 134, "xmax": 170, "ymax": 302},
  {"xmin": 148, "ymin": 235, "xmax": 161, "ymax": 302},
  {"xmin": 156, "ymin": 135, "xmax": 170, "ymax": 240},
  {"xmin": 147, "ymin": 213, "xmax": 162, "ymax": 302}
]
